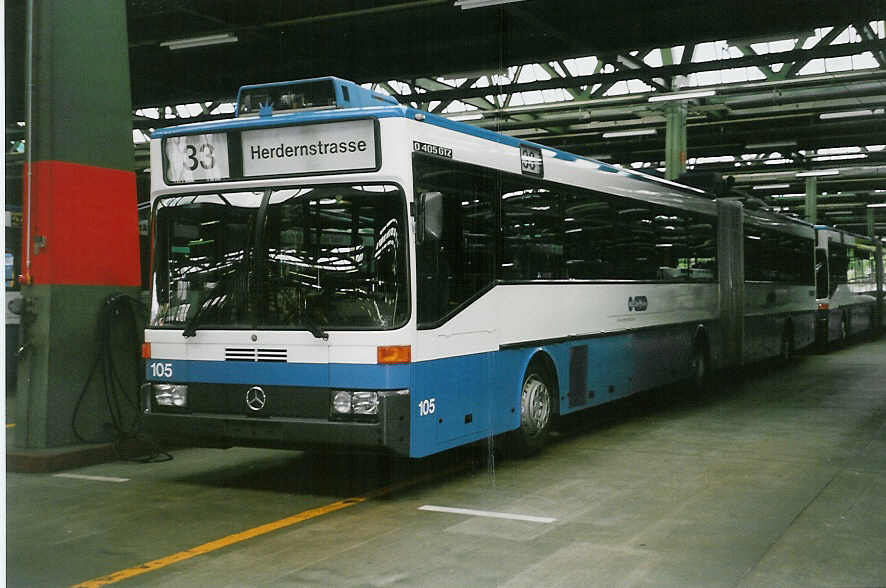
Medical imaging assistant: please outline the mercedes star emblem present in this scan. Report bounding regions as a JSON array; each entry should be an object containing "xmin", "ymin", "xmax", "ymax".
[{"xmin": 245, "ymin": 386, "xmax": 266, "ymax": 412}]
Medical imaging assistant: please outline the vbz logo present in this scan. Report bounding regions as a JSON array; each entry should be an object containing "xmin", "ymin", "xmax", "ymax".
[{"xmin": 628, "ymin": 295, "xmax": 648, "ymax": 312}]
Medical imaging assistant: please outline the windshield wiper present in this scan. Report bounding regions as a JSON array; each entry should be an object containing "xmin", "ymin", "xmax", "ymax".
[
  {"xmin": 182, "ymin": 290, "xmax": 221, "ymax": 338},
  {"xmin": 300, "ymin": 313, "xmax": 329, "ymax": 341},
  {"xmin": 182, "ymin": 266, "xmax": 242, "ymax": 337}
]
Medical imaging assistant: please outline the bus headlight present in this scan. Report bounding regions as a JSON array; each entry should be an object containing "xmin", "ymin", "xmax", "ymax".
[
  {"xmin": 330, "ymin": 390, "xmax": 380, "ymax": 419},
  {"xmin": 153, "ymin": 384, "xmax": 188, "ymax": 408},
  {"xmin": 352, "ymin": 391, "xmax": 379, "ymax": 415},
  {"xmin": 331, "ymin": 391, "xmax": 352, "ymax": 415}
]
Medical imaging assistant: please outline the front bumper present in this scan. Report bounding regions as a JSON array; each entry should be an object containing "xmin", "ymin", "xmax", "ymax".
[{"xmin": 142, "ymin": 386, "xmax": 410, "ymax": 456}]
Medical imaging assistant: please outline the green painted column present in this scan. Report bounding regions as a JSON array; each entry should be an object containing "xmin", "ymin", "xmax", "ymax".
[
  {"xmin": 867, "ymin": 206, "xmax": 875, "ymax": 237},
  {"xmin": 665, "ymin": 101, "xmax": 687, "ymax": 181},
  {"xmin": 804, "ymin": 177, "xmax": 818, "ymax": 225},
  {"xmin": 16, "ymin": 0, "xmax": 141, "ymax": 448}
]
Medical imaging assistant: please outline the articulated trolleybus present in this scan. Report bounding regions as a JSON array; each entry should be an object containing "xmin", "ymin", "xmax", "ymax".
[
  {"xmin": 143, "ymin": 77, "xmax": 817, "ymax": 458},
  {"xmin": 814, "ymin": 226, "xmax": 884, "ymax": 346}
]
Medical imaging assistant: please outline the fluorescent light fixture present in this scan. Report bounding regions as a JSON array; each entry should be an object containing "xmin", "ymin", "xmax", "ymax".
[
  {"xmin": 448, "ymin": 112, "xmax": 483, "ymax": 122},
  {"xmin": 160, "ymin": 33, "xmax": 238, "ymax": 50},
  {"xmin": 752, "ymin": 183, "xmax": 791, "ymax": 190},
  {"xmin": 810, "ymin": 154, "xmax": 868, "ymax": 162},
  {"xmin": 819, "ymin": 109, "xmax": 882, "ymax": 120},
  {"xmin": 454, "ymin": 0, "xmax": 525, "ymax": 8},
  {"xmin": 745, "ymin": 140, "xmax": 797, "ymax": 150},
  {"xmin": 867, "ymin": 203, "xmax": 886, "ymax": 208},
  {"xmin": 796, "ymin": 169, "xmax": 840, "ymax": 177},
  {"xmin": 648, "ymin": 90, "xmax": 716, "ymax": 103},
  {"xmin": 602, "ymin": 129, "xmax": 657, "ymax": 139}
]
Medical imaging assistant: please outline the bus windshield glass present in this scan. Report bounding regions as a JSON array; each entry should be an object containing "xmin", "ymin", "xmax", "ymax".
[{"xmin": 150, "ymin": 184, "xmax": 408, "ymax": 333}]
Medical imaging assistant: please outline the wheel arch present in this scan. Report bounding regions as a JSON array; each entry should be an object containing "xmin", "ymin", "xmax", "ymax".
[{"xmin": 523, "ymin": 349, "xmax": 561, "ymax": 417}]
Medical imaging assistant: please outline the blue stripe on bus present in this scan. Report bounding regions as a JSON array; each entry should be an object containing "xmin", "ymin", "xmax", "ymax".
[
  {"xmin": 145, "ymin": 359, "xmax": 410, "ymax": 389},
  {"xmin": 147, "ymin": 323, "xmax": 711, "ymax": 458}
]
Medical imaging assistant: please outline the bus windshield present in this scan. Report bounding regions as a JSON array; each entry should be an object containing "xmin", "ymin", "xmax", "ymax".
[{"xmin": 150, "ymin": 184, "xmax": 408, "ymax": 333}]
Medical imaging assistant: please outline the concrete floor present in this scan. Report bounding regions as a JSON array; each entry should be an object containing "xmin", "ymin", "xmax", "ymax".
[{"xmin": 6, "ymin": 337, "xmax": 886, "ymax": 587}]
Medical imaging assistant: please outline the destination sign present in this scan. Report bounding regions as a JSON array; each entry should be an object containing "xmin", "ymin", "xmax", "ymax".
[
  {"xmin": 164, "ymin": 133, "xmax": 231, "ymax": 184},
  {"xmin": 162, "ymin": 119, "xmax": 378, "ymax": 185},
  {"xmin": 241, "ymin": 119, "xmax": 377, "ymax": 177}
]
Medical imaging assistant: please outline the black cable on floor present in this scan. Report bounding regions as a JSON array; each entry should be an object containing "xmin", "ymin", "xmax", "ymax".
[{"xmin": 72, "ymin": 293, "xmax": 172, "ymax": 463}]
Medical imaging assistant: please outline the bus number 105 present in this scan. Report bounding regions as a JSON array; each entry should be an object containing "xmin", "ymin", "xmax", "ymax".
[
  {"xmin": 150, "ymin": 362, "xmax": 174, "ymax": 379},
  {"xmin": 418, "ymin": 398, "xmax": 436, "ymax": 416}
]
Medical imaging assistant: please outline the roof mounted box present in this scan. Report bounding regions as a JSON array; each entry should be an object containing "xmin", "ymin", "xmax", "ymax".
[{"xmin": 235, "ymin": 77, "xmax": 398, "ymax": 117}]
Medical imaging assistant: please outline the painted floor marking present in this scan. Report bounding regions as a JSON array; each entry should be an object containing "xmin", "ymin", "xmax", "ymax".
[
  {"xmin": 6, "ymin": 423, "xmax": 15, "ymax": 428},
  {"xmin": 72, "ymin": 462, "xmax": 471, "ymax": 587},
  {"xmin": 419, "ymin": 505, "xmax": 556, "ymax": 524},
  {"xmin": 53, "ymin": 474, "xmax": 130, "ymax": 484},
  {"xmin": 72, "ymin": 497, "xmax": 366, "ymax": 588}
]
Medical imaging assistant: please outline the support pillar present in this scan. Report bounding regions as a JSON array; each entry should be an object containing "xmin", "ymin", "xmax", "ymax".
[
  {"xmin": 665, "ymin": 101, "xmax": 687, "ymax": 181},
  {"xmin": 804, "ymin": 177, "xmax": 818, "ymax": 226},
  {"xmin": 16, "ymin": 0, "xmax": 140, "ymax": 449},
  {"xmin": 867, "ymin": 206, "xmax": 875, "ymax": 237}
]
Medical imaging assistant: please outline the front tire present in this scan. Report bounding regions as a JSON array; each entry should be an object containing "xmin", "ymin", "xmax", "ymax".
[{"xmin": 512, "ymin": 361, "xmax": 555, "ymax": 456}]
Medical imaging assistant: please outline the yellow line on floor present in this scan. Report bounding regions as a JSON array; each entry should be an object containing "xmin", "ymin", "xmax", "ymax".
[
  {"xmin": 72, "ymin": 497, "xmax": 365, "ymax": 587},
  {"xmin": 71, "ymin": 461, "xmax": 470, "ymax": 587},
  {"xmin": 6, "ymin": 423, "xmax": 15, "ymax": 428}
]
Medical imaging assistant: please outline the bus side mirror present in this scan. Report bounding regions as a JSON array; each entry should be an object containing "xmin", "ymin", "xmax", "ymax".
[{"xmin": 418, "ymin": 191, "xmax": 443, "ymax": 243}]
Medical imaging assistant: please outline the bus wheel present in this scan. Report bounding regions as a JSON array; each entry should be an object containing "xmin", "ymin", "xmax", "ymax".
[{"xmin": 512, "ymin": 361, "xmax": 554, "ymax": 455}]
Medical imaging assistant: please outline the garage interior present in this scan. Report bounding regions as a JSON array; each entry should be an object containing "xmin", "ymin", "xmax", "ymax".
[{"xmin": 4, "ymin": 1, "xmax": 886, "ymax": 586}]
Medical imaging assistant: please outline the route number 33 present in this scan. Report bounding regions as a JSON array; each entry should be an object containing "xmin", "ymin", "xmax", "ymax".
[
  {"xmin": 417, "ymin": 397, "xmax": 436, "ymax": 416},
  {"xmin": 184, "ymin": 143, "xmax": 216, "ymax": 171}
]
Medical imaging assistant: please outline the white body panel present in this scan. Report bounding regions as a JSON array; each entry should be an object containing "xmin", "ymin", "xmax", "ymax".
[{"xmin": 414, "ymin": 282, "xmax": 718, "ymax": 362}]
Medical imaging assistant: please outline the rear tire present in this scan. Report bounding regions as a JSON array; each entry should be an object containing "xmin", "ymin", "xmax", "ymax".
[{"xmin": 511, "ymin": 360, "xmax": 555, "ymax": 456}]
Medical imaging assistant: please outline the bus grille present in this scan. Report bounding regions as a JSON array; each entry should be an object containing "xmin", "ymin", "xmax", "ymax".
[{"xmin": 225, "ymin": 347, "xmax": 288, "ymax": 362}]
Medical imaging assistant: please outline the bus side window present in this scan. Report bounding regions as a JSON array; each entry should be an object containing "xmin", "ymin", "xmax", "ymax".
[
  {"xmin": 414, "ymin": 156, "xmax": 497, "ymax": 326},
  {"xmin": 828, "ymin": 242, "xmax": 848, "ymax": 295}
]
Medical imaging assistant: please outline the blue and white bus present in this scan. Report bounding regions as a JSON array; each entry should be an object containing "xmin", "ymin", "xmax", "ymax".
[
  {"xmin": 814, "ymin": 226, "xmax": 884, "ymax": 346},
  {"xmin": 142, "ymin": 77, "xmax": 817, "ymax": 458}
]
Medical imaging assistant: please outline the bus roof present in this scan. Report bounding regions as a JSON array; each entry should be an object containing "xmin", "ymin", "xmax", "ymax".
[{"xmin": 151, "ymin": 100, "xmax": 714, "ymax": 202}]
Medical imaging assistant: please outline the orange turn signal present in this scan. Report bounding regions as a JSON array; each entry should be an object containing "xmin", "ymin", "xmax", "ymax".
[
  {"xmin": 141, "ymin": 342, "xmax": 152, "ymax": 359},
  {"xmin": 377, "ymin": 345, "xmax": 411, "ymax": 364},
  {"xmin": 818, "ymin": 303, "xmax": 829, "ymax": 311}
]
